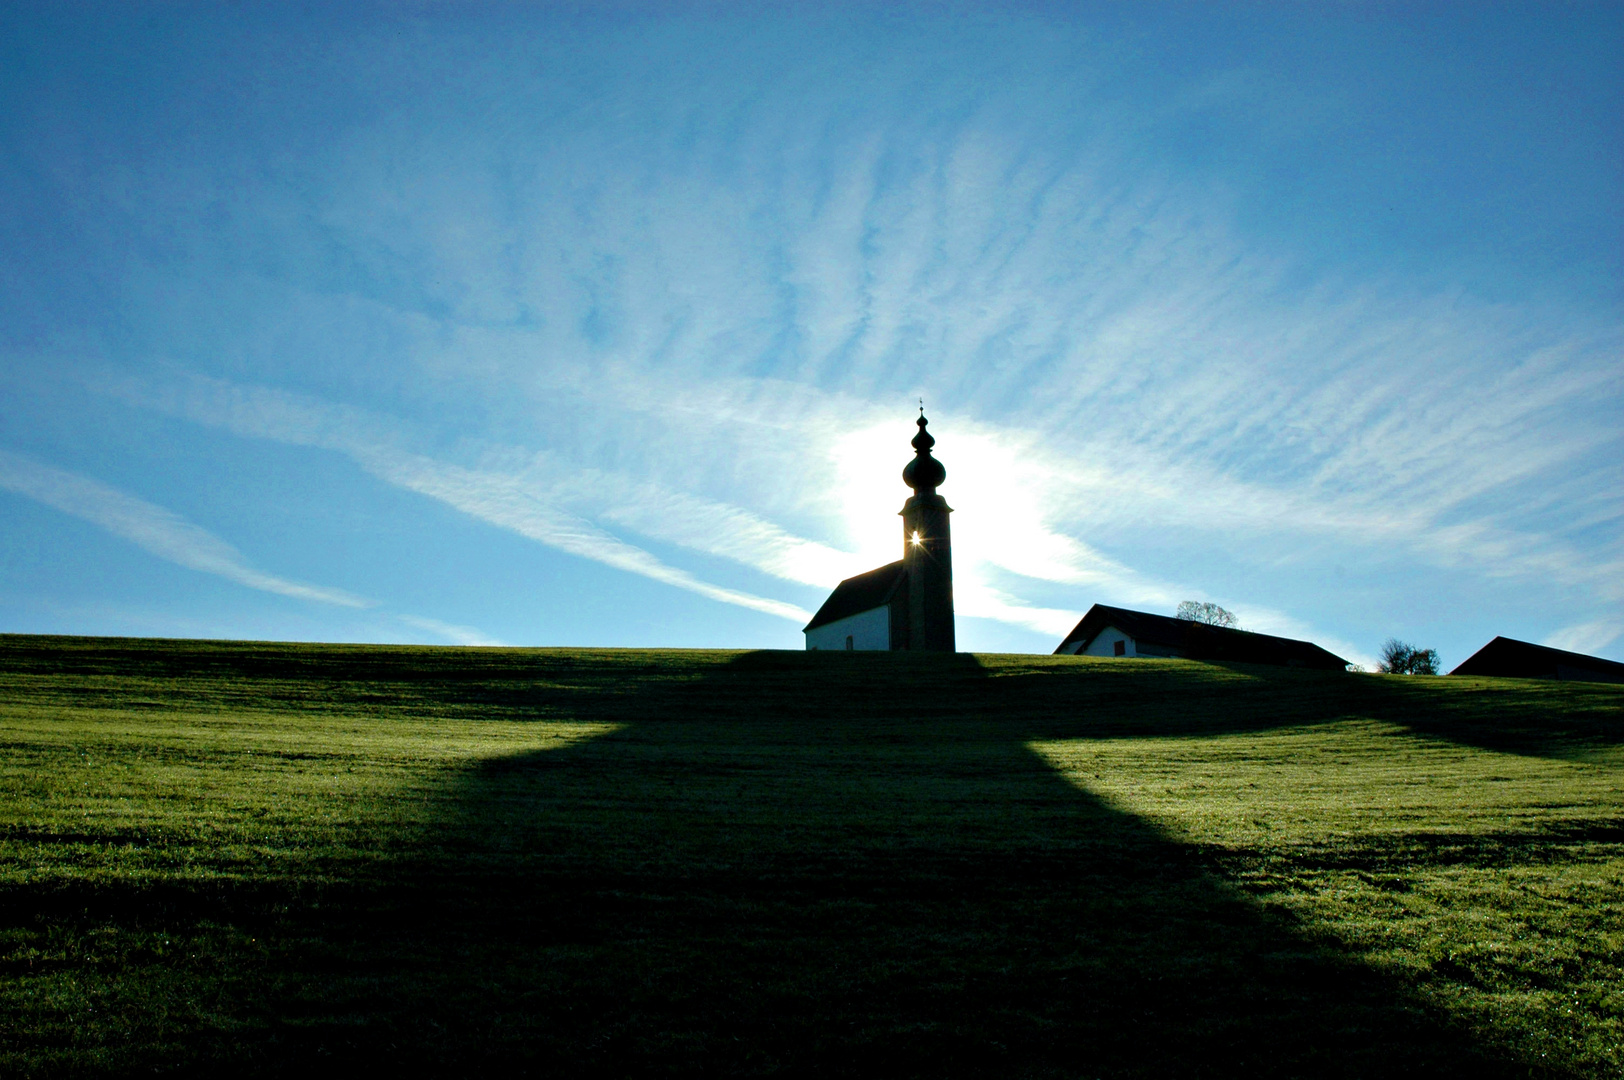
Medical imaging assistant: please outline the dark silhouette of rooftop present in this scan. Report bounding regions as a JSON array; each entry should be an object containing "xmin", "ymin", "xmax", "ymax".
[
  {"xmin": 803, "ymin": 560, "xmax": 906, "ymax": 633},
  {"xmin": 1451, "ymin": 636, "xmax": 1624, "ymax": 684},
  {"xmin": 1056, "ymin": 603, "xmax": 1349, "ymax": 670}
]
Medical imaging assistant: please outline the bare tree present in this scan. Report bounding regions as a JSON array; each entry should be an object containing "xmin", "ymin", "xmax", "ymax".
[
  {"xmin": 1378, "ymin": 639, "xmax": 1413, "ymax": 674},
  {"xmin": 1176, "ymin": 601, "xmax": 1238, "ymax": 628},
  {"xmin": 1378, "ymin": 638, "xmax": 1440, "ymax": 675}
]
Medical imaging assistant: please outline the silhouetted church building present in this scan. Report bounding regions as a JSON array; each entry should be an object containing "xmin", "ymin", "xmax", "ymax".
[{"xmin": 804, "ymin": 414, "xmax": 955, "ymax": 652}]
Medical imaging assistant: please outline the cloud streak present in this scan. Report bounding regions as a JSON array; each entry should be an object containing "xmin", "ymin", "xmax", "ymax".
[
  {"xmin": 106, "ymin": 376, "xmax": 814, "ymax": 624},
  {"xmin": 0, "ymin": 449, "xmax": 368, "ymax": 608},
  {"xmin": 370, "ymin": 453, "xmax": 813, "ymax": 624},
  {"xmin": 397, "ymin": 615, "xmax": 507, "ymax": 647},
  {"xmin": 1543, "ymin": 620, "xmax": 1622, "ymax": 657}
]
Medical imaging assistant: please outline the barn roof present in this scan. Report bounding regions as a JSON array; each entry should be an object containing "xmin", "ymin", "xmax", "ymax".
[
  {"xmin": 1054, "ymin": 603, "xmax": 1349, "ymax": 670},
  {"xmin": 803, "ymin": 561, "xmax": 907, "ymax": 633},
  {"xmin": 1449, "ymin": 636, "xmax": 1624, "ymax": 683}
]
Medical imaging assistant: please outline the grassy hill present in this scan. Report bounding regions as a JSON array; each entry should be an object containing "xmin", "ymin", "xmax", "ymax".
[{"xmin": 0, "ymin": 635, "xmax": 1619, "ymax": 1077}]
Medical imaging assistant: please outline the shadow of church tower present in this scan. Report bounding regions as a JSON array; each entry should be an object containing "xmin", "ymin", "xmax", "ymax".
[{"xmin": 803, "ymin": 412, "xmax": 956, "ymax": 652}]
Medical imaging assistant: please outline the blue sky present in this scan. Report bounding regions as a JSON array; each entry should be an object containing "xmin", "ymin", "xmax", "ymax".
[{"xmin": 1, "ymin": 2, "xmax": 1619, "ymax": 666}]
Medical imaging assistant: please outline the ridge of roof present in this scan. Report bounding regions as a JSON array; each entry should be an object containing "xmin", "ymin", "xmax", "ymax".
[{"xmin": 803, "ymin": 561, "xmax": 907, "ymax": 633}]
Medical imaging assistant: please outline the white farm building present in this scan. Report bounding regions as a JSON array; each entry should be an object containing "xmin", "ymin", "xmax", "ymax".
[{"xmin": 1055, "ymin": 604, "xmax": 1349, "ymax": 670}]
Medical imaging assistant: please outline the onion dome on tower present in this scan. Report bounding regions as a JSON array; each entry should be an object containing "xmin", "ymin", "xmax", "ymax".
[{"xmin": 902, "ymin": 413, "xmax": 947, "ymax": 495}]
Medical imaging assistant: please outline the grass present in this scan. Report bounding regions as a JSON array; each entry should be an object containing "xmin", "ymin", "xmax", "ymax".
[{"xmin": 0, "ymin": 635, "xmax": 1619, "ymax": 1077}]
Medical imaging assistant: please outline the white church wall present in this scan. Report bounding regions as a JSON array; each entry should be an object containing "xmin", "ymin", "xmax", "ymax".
[{"xmin": 805, "ymin": 605, "xmax": 891, "ymax": 651}]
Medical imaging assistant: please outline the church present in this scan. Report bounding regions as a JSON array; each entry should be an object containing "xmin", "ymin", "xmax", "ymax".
[{"xmin": 803, "ymin": 413, "xmax": 956, "ymax": 652}]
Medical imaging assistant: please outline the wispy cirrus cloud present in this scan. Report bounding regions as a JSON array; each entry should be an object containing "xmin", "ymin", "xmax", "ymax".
[
  {"xmin": 326, "ymin": 95, "xmax": 1616, "ymax": 617},
  {"xmin": 22, "ymin": 8, "xmax": 1619, "ymax": 657},
  {"xmin": 396, "ymin": 614, "xmax": 507, "ymax": 648},
  {"xmin": 0, "ymin": 449, "xmax": 368, "ymax": 608},
  {"xmin": 103, "ymin": 375, "xmax": 815, "ymax": 624},
  {"xmin": 370, "ymin": 453, "xmax": 813, "ymax": 623},
  {"xmin": 1543, "ymin": 620, "xmax": 1623, "ymax": 657}
]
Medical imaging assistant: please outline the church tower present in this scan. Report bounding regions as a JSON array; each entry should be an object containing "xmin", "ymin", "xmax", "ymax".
[
  {"xmin": 800, "ymin": 412, "xmax": 956, "ymax": 652},
  {"xmin": 900, "ymin": 412, "xmax": 955, "ymax": 652}
]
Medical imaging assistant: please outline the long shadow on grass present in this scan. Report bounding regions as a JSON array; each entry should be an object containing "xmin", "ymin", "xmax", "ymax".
[{"xmin": 246, "ymin": 649, "xmax": 1582, "ymax": 1077}]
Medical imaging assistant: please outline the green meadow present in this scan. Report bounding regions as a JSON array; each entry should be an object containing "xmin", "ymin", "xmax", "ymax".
[{"xmin": 0, "ymin": 636, "xmax": 1619, "ymax": 1077}]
